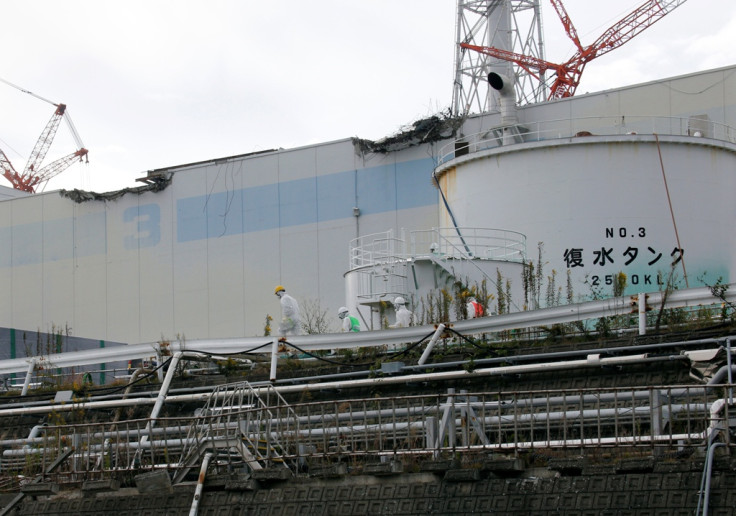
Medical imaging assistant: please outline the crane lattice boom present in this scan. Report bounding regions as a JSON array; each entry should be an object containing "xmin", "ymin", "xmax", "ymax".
[
  {"xmin": 0, "ymin": 79, "xmax": 88, "ymax": 193},
  {"xmin": 462, "ymin": 0, "xmax": 689, "ymax": 100}
]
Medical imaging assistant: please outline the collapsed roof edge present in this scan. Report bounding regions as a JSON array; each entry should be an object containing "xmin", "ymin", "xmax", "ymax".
[
  {"xmin": 352, "ymin": 112, "xmax": 463, "ymax": 154},
  {"xmin": 59, "ymin": 173, "xmax": 173, "ymax": 203}
]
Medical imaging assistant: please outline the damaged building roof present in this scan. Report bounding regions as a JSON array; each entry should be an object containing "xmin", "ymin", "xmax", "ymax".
[{"xmin": 353, "ymin": 112, "xmax": 462, "ymax": 154}]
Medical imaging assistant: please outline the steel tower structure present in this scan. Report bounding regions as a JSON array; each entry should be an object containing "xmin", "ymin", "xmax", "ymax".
[
  {"xmin": 461, "ymin": 0, "xmax": 690, "ymax": 102},
  {"xmin": 451, "ymin": 0, "xmax": 546, "ymax": 117}
]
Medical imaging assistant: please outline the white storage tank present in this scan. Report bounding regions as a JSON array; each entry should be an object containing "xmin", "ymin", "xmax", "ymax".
[{"xmin": 435, "ymin": 123, "xmax": 736, "ymax": 303}]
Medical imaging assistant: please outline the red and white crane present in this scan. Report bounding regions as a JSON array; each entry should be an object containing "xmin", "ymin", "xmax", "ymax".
[
  {"xmin": 461, "ymin": 0, "xmax": 689, "ymax": 100},
  {"xmin": 0, "ymin": 78, "xmax": 88, "ymax": 193}
]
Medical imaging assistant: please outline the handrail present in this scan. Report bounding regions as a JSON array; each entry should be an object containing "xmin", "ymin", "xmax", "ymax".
[
  {"xmin": 409, "ymin": 227, "xmax": 526, "ymax": 262},
  {"xmin": 3, "ymin": 383, "xmax": 731, "ymax": 482},
  {"xmin": 347, "ymin": 227, "xmax": 527, "ymax": 309},
  {"xmin": 436, "ymin": 115, "xmax": 736, "ymax": 167},
  {"xmin": 349, "ymin": 227, "xmax": 527, "ymax": 269}
]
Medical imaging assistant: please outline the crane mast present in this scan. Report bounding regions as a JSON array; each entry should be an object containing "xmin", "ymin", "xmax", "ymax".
[
  {"xmin": 452, "ymin": 1, "xmax": 547, "ymax": 117},
  {"xmin": 0, "ymin": 79, "xmax": 88, "ymax": 193},
  {"xmin": 460, "ymin": 0, "xmax": 689, "ymax": 104}
]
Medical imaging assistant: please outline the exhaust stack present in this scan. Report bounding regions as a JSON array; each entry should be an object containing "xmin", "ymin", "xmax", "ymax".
[{"xmin": 488, "ymin": 72, "xmax": 518, "ymax": 126}]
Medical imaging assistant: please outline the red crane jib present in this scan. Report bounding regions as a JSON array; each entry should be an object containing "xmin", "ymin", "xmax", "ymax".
[
  {"xmin": 462, "ymin": 0, "xmax": 689, "ymax": 100},
  {"xmin": 0, "ymin": 103, "xmax": 87, "ymax": 193}
]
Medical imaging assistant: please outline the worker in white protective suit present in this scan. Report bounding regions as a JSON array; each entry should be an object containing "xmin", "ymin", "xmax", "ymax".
[
  {"xmin": 274, "ymin": 285, "xmax": 301, "ymax": 337},
  {"xmin": 338, "ymin": 306, "xmax": 361, "ymax": 332},
  {"xmin": 389, "ymin": 296, "xmax": 413, "ymax": 328},
  {"xmin": 466, "ymin": 296, "xmax": 484, "ymax": 319}
]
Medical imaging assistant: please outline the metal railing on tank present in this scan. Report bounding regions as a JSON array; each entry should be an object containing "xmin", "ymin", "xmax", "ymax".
[
  {"xmin": 349, "ymin": 228, "xmax": 526, "ymax": 269},
  {"xmin": 347, "ymin": 228, "xmax": 526, "ymax": 305},
  {"xmin": 349, "ymin": 230, "xmax": 407, "ymax": 270},
  {"xmin": 409, "ymin": 227, "xmax": 526, "ymax": 262},
  {"xmin": 437, "ymin": 115, "xmax": 736, "ymax": 166}
]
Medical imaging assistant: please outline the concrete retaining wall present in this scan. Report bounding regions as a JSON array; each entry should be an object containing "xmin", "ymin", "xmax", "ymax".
[{"xmin": 10, "ymin": 458, "xmax": 736, "ymax": 515}]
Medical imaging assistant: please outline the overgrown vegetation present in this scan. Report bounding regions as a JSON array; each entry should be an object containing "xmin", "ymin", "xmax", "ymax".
[{"xmin": 300, "ymin": 298, "xmax": 334, "ymax": 334}]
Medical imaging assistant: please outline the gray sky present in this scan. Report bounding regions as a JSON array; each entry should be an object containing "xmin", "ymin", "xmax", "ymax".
[{"xmin": 1, "ymin": 0, "xmax": 735, "ymax": 193}]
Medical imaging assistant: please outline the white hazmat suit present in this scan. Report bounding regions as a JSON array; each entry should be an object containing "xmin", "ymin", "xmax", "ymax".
[
  {"xmin": 389, "ymin": 297, "xmax": 412, "ymax": 328},
  {"xmin": 275, "ymin": 286, "xmax": 301, "ymax": 336}
]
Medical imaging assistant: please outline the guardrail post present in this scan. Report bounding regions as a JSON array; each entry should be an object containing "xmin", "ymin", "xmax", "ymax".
[
  {"xmin": 425, "ymin": 416, "xmax": 438, "ymax": 458},
  {"xmin": 726, "ymin": 338, "xmax": 733, "ymax": 404},
  {"xmin": 650, "ymin": 388, "xmax": 663, "ymax": 457}
]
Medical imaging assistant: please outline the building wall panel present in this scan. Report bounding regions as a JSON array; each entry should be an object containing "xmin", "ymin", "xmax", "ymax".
[
  {"xmin": 2, "ymin": 66, "xmax": 735, "ymax": 344},
  {"xmin": 70, "ymin": 200, "xmax": 108, "ymax": 340},
  {"xmin": 314, "ymin": 139, "xmax": 359, "ymax": 177},
  {"xmin": 243, "ymin": 228, "xmax": 282, "ymax": 337},
  {"xmin": 41, "ymin": 195, "xmax": 75, "ymax": 330},
  {"xmin": 136, "ymin": 189, "xmax": 176, "ymax": 343},
  {"xmin": 104, "ymin": 197, "xmax": 143, "ymax": 343},
  {"xmin": 10, "ymin": 198, "xmax": 43, "ymax": 332},
  {"xmin": 0, "ymin": 201, "xmax": 11, "ymax": 328}
]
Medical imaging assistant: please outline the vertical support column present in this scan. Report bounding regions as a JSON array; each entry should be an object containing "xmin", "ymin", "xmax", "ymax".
[
  {"xmin": 638, "ymin": 292, "xmax": 647, "ymax": 335},
  {"xmin": 99, "ymin": 340, "xmax": 106, "ymax": 385},
  {"xmin": 157, "ymin": 352, "xmax": 165, "ymax": 382},
  {"xmin": 726, "ymin": 338, "xmax": 733, "ymax": 405},
  {"xmin": 459, "ymin": 390, "xmax": 469, "ymax": 447},
  {"xmin": 9, "ymin": 328, "xmax": 16, "ymax": 385},
  {"xmin": 437, "ymin": 388, "xmax": 456, "ymax": 451},
  {"xmin": 55, "ymin": 332, "xmax": 62, "ymax": 377},
  {"xmin": 426, "ymin": 416, "xmax": 438, "ymax": 458},
  {"xmin": 650, "ymin": 388, "xmax": 663, "ymax": 458}
]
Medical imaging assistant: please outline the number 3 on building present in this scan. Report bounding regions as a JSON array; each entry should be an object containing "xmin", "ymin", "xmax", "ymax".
[{"xmin": 123, "ymin": 204, "xmax": 161, "ymax": 249}]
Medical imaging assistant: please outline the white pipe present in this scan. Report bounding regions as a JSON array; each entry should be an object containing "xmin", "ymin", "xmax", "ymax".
[
  {"xmin": 2, "ymin": 397, "xmax": 712, "ymax": 458},
  {"xmin": 437, "ymin": 432, "xmax": 705, "ymax": 451},
  {"xmin": 149, "ymin": 354, "xmax": 183, "ymax": 422},
  {"xmin": 418, "ymin": 324, "xmax": 445, "ymax": 365},
  {"xmin": 157, "ymin": 353, "xmax": 165, "ymax": 382},
  {"xmin": 1, "ymin": 391, "xmax": 710, "ymax": 449},
  {"xmin": 259, "ymin": 402, "xmax": 711, "ymax": 440},
  {"xmin": 20, "ymin": 360, "xmax": 35, "ymax": 396},
  {"xmin": 706, "ymin": 399, "xmax": 726, "ymax": 442},
  {"xmin": 3, "ymin": 438, "xmax": 193, "ymax": 456},
  {"xmin": 189, "ymin": 452, "xmax": 213, "ymax": 516},
  {"xmin": 139, "ymin": 352, "xmax": 184, "ymax": 448},
  {"xmin": 3, "ymin": 396, "xmax": 723, "ymax": 461},
  {"xmin": 638, "ymin": 292, "xmax": 647, "ymax": 335},
  {"xmin": 0, "ymin": 353, "xmax": 654, "ymax": 418},
  {"xmin": 112, "ymin": 367, "xmax": 152, "ymax": 424},
  {"xmin": 22, "ymin": 424, "xmax": 46, "ymax": 450}
]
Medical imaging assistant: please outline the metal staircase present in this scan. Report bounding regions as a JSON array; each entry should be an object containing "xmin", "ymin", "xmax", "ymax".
[{"xmin": 173, "ymin": 381, "xmax": 297, "ymax": 483}]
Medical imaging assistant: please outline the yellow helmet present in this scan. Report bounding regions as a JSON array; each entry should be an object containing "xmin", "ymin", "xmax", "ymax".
[{"xmin": 274, "ymin": 285, "xmax": 285, "ymax": 295}]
